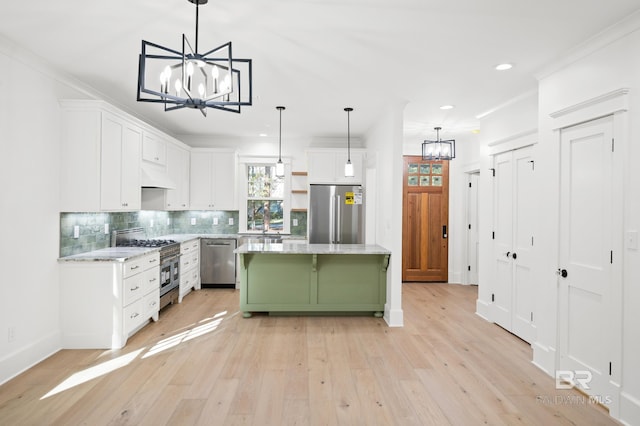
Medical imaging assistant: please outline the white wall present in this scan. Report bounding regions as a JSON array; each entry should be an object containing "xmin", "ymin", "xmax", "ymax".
[
  {"xmin": 366, "ymin": 102, "xmax": 406, "ymax": 326},
  {"xmin": 0, "ymin": 39, "xmax": 66, "ymax": 384},
  {"xmin": 476, "ymin": 94, "xmax": 538, "ymax": 320},
  {"xmin": 473, "ymin": 13, "xmax": 640, "ymax": 425},
  {"xmin": 535, "ymin": 17, "xmax": 640, "ymax": 424}
]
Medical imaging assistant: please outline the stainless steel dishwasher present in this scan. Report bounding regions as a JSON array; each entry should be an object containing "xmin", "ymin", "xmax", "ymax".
[{"xmin": 201, "ymin": 238, "xmax": 237, "ymax": 288}]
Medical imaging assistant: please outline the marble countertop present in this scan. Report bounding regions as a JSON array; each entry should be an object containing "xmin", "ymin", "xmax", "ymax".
[
  {"xmin": 59, "ymin": 233, "xmax": 309, "ymax": 262},
  {"xmin": 235, "ymin": 243, "xmax": 391, "ymax": 255},
  {"xmin": 58, "ymin": 246, "xmax": 159, "ymax": 262}
]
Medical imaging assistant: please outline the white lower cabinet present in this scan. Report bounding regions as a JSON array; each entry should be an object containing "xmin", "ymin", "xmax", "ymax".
[
  {"xmin": 59, "ymin": 252, "xmax": 160, "ymax": 349},
  {"xmin": 179, "ymin": 239, "xmax": 201, "ymax": 302}
]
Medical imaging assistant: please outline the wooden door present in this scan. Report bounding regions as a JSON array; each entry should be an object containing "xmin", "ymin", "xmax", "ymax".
[
  {"xmin": 558, "ymin": 116, "xmax": 616, "ymax": 400},
  {"xmin": 402, "ymin": 156, "xmax": 449, "ymax": 282}
]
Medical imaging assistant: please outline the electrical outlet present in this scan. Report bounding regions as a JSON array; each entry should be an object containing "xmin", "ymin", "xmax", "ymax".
[
  {"xmin": 228, "ymin": 217, "xmax": 234, "ymax": 225},
  {"xmin": 213, "ymin": 217, "xmax": 219, "ymax": 225},
  {"xmin": 73, "ymin": 225, "xmax": 79, "ymax": 239},
  {"xmin": 150, "ymin": 219, "xmax": 154, "ymax": 228},
  {"xmin": 191, "ymin": 218, "xmax": 196, "ymax": 225},
  {"xmin": 8, "ymin": 326, "xmax": 15, "ymax": 342},
  {"xmin": 293, "ymin": 218, "xmax": 298, "ymax": 226},
  {"xmin": 104, "ymin": 223, "xmax": 109, "ymax": 234},
  {"xmin": 167, "ymin": 218, "xmax": 171, "ymax": 226}
]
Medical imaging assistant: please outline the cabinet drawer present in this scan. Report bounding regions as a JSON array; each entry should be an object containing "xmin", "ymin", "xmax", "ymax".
[
  {"xmin": 123, "ymin": 252, "xmax": 159, "ymax": 278},
  {"xmin": 123, "ymin": 273, "xmax": 145, "ymax": 307},
  {"xmin": 123, "ymin": 298, "xmax": 145, "ymax": 335},
  {"xmin": 142, "ymin": 267, "xmax": 159, "ymax": 294},
  {"xmin": 180, "ymin": 251, "xmax": 197, "ymax": 271},
  {"xmin": 143, "ymin": 289, "xmax": 159, "ymax": 318},
  {"xmin": 180, "ymin": 239, "xmax": 199, "ymax": 255}
]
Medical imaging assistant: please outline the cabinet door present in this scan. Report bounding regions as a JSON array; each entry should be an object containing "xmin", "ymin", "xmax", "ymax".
[
  {"xmin": 212, "ymin": 151, "xmax": 236, "ymax": 210},
  {"xmin": 308, "ymin": 151, "xmax": 337, "ymax": 184},
  {"xmin": 166, "ymin": 143, "xmax": 190, "ymax": 210},
  {"xmin": 100, "ymin": 113, "xmax": 125, "ymax": 210},
  {"xmin": 120, "ymin": 124, "xmax": 142, "ymax": 210},
  {"xmin": 189, "ymin": 152, "xmax": 214, "ymax": 209},
  {"xmin": 142, "ymin": 131, "xmax": 166, "ymax": 166},
  {"xmin": 100, "ymin": 113, "xmax": 141, "ymax": 211}
]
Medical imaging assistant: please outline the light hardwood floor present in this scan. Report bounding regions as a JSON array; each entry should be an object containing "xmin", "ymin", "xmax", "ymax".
[{"xmin": 0, "ymin": 284, "xmax": 618, "ymax": 425}]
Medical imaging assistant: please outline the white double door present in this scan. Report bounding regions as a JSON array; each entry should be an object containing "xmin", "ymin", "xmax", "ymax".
[
  {"xmin": 492, "ymin": 146, "xmax": 536, "ymax": 343},
  {"xmin": 558, "ymin": 115, "xmax": 619, "ymax": 401}
]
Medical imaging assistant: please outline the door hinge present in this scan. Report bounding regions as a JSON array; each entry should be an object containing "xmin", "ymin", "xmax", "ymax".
[
  {"xmin": 612, "ymin": 138, "xmax": 615, "ymax": 152},
  {"xmin": 468, "ymin": 224, "xmax": 471, "ymax": 230},
  {"xmin": 531, "ymin": 236, "xmax": 534, "ymax": 246},
  {"xmin": 469, "ymin": 182, "xmax": 472, "ymax": 188},
  {"xmin": 611, "ymin": 250, "xmax": 613, "ymax": 264},
  {"xmin": 492, "ymin": 231, "xmax": 495, "ymax": 240},
  {"xmin": 468, "ymin": 265, "xmax": 471, "ymax": 271},
  {"xmin": 609, "ymin": 362, "xmax": 612, "ymax": 376},
  {"xmin": 529, "ymin": 160, "xmax": 535, "ymax": 170},
  {"xmin": 490, "ymin": 168, "xmax": 496, "ymax": 177},
  {"xmin": 491, "ymin": 293, "xmax": 495, "ymax": 302},
  {"xmin": 531, "ymin": 312, "xmax": 534, "ymax": 322}
]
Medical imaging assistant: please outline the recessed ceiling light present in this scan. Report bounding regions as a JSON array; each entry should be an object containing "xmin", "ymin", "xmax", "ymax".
[
  {"xmin": 259, "ymin": 133, "xmax": 268, "ymax": 137},
  {"xmin": 440, "ymin": 105, "xmax": 454, "ymax": 110},
  {"xmin": 495, "ymin": 63, "xmax": 513, "ymax": 71}
]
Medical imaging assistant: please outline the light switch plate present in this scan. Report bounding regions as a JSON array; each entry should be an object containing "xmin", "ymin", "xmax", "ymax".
[
  {"xmin": 73, "ymin": 225, "xmax": 79, "ymax": 239},
  {"xmin": 104, "ymin": 223, "xmax": 109, "ymax": 234},
  {"xmin": 213, "ymin": 217, "xmax": 219, "ymax": 225},
  {"xmin": 293, "ymin": 218, "xmax": 298, "ymax": 226},
  {"xmin": 191, "ymin": 218, "xmax": 196, "ymax": 225},
  {"xmin": 150, "ymin": 219, "xmax": 154, "ymax": 228},
  {"xmin": 228, "ymin": 217, "xmax": 234, "ymax": 225}
]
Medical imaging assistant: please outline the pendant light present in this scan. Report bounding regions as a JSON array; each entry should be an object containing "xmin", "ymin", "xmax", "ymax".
[
  {"xmin": 275, "ymin": 106, "xmax": 286, "ymax": 177},
  {"xmin": 344, "ymin": 107, "xmax": 354, "ymax": 177},
  {"xmin": 422, "ymin": 126, "xmax": 456, "ymax": 160}
]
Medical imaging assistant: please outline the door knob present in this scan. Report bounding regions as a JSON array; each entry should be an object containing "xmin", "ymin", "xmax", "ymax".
[
  {"xmin": 506, "ymin": 251, "xmax": 511, "ymax": 258},
  {"xmin": 512, "ymin": 252, "xmax": 517, "ymax": 260},
  {"xmin": 557, "ymin": 268, "xmax": 568, "ymax": 278}
]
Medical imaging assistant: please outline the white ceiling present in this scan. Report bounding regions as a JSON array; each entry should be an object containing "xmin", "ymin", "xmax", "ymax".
[{"xmin": 1, "ymin": 0, "xmax": 639, "ymax": 145}]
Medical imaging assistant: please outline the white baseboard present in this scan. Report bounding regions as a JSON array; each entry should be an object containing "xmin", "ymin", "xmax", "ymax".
[
  {"xmin": 531, "ymin": 341, "xmax": 555, "ymax": 377},
  {"xmin": 476, "ymin": 298, "xmax": 490, "ymax": 321},
  {"xmin": 384, "ymin": 306, "xmax": 404, "ymax": 327},
  {"xmin": 619, "ymin": 391, "xmax": 640, "ymax": 426},
  {"xmin": 0, "ymin": 330, "xmax": 61, "ymax": 385}
]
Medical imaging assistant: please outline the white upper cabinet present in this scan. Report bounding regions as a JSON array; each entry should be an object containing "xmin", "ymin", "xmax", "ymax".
[
  {"xmin": 142, "ymin": 131, "xmax": 167, "ymax": 166},
  {"xmin": 60, "ymin": 101, "xmax": 142, "ymax": 212},
  {"xmin": 307, "ymin": 148, "xmax": 365, "ymax": 184},
  {"xmin": 100, "ymin": 113, "xmax": 142, "ymax": 211},
  {"xmin": 190, "ymin": 149, "xmax": 237, "ymax": 210},
  {"xmin": 165, "ymin": 143, "xmax": 190, "ymax": 210}
]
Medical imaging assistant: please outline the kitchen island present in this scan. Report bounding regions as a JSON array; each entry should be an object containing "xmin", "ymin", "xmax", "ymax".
[{"xmin": 235, "ymin": 243, "xmax": 390, "ymax": 317}]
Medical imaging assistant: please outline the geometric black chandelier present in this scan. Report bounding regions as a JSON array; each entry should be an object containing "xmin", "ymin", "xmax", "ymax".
[
  {"xmin": 422, "ymin": 126, "xmax": 456, "ymax": 160},
  {"xmin": 136, "ymin": 0, "xmax": 252, "ymax": 117}
]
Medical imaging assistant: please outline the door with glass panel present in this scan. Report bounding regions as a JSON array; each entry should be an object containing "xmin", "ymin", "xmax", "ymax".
[{"xmin": 402, "ymin": 156, "xmax": 449, "ymax": 282}]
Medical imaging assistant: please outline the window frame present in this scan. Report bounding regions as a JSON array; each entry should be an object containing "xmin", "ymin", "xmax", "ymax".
[{"xmin": 239, "ymin": 157, "xmax": 291, "ymax": 234}]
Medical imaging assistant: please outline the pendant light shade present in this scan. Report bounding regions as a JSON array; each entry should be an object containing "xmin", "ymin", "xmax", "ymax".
[
  {"xmin": 275, "ymin": 106, "xmax": 285, "ymax": 177},
  {"xmin": 344, "ymin": 107, "xmax": 354, "ymax": 177},
  {"xmin": 422, "ymin": 127, "xmax": 456, "ymax": 160}
]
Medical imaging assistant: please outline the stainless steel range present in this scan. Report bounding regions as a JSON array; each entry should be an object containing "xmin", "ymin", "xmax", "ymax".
[{"xmin": 112, "ymin": 228, "xmax": 180, "ymax": 310}]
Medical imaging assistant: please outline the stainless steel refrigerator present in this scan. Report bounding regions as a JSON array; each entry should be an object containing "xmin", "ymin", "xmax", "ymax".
[{"xmin": 309, "ymin": 184, "xmax": 365, "ymax": 244}]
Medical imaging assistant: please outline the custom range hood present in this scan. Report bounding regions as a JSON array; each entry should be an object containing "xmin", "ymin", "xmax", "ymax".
[{"xmin": 141, "ymin": 163, "xmax": 176, "ymax": 189}]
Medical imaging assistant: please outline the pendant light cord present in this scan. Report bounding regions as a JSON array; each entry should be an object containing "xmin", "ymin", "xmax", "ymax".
[{"xmin": 345, "ymin": 107, "xmax": 353, "ymax": 162}]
